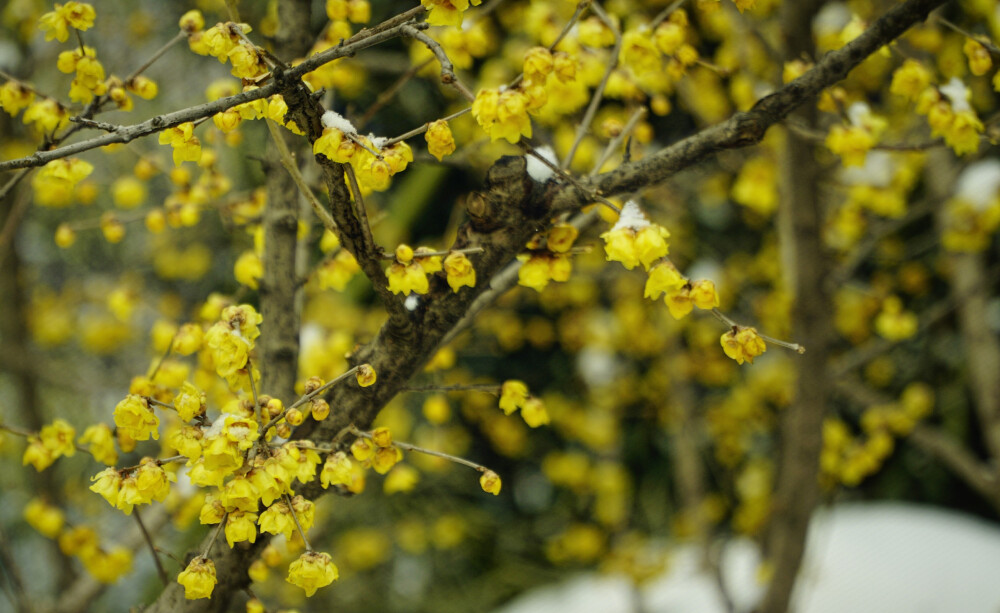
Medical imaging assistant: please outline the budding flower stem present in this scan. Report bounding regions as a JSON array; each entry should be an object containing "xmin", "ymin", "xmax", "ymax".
[
  {"xmin": 283, "ymin": 494, "xmax": 312, "ymax": 552},
  {"xmin": 261, "ymin": 365, "xmax": 362, "ymax": 434},
  {"xmin": 380, "ymin": 247, "xmax": 485, "ymax": 260},
  {"xmin": 711, "ymin": 308, "xmax": 806, "ymax": 354},
  {"xmin": 591, "ymin": 107, "xmax": 647, "ymax": 175},
  {"xmin": 201, "ymin": 513, "xmax": 228, "ymax": 559},
  {"xmin": 349, "ymin": 426, "xmax": 493, "ymax": 473}
]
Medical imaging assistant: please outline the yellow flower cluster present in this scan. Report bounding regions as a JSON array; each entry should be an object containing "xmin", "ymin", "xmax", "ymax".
[
  {"xmin": 472, "ymin": 87, "xmax": 533, "ymax": 144},
  {"xmin": 204, "ymin": 304, "xmax": 262, "ymax": 390},
  {"xmin": 39, "ymin": 1, "xmax": 95, "ymax": 42},
  {"xmin": 822, "ymin": 384, "xmax": 932, "ymax": 487},
  {"xmin": 422, "ymin": 0, "xmax": 482, "ymax": 28},
  {"xmin": 385, "ymin": 244, "xmax": 441, "ymax": 295},
  {"xmin": 56, "ymin": 46, "xmax": 106, "ymax": 103},
  {"xmin": 643, "ymin": 260, "xmax": 719, "ymax": 320},
  {"xmin": 720, "ymin": 327, "xmax": 767, "ymax": 365},
  {"xmin": 873, "ymin": 295, "xmax": 917, "ymax": 341},
  {"xmin": 498, "ymin": 380, "xmax": 550, "ymax": 428},
  {"xmin": 22, "ymin": 419, "xmax": 76, "ymax": 471},
  {"xmin": 601, "ymin": 201, "xmax": 671, "ymax": 271},
  {"xmin": 313, "ymin": 117, "xmax": 412, "ymax": 191},
  {"xmin": 516, "ymin": 223, "xmax": 579, "ymax": 292},
  {"xmin": 825, "ymin": 103, "xmax": 887, "ymax": 167}
]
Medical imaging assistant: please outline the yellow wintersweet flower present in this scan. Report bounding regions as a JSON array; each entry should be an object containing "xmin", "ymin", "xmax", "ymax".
[
  {"xmin": 179, "ymin": 10, "xmax": 204, "ymax": 33},
  {"xmin": 517, "ymin": 254, "xmax": 553, "ymax": 291},
  {"xmin": 644, "ymin": 261, "xmax": 686, "ymax": 300},
  {"xmin": 23, "ymin": 498, "xmax": 64, "ymax": 538},
  {"xmin": 421, "ymin": 0, "xmax": 481, "ymax": 27},
  {"xmin": 521, "ymin": 398, "xmax": 550, "ymax": 428},
  {"xmin": 547, "ymin": 223, "xmax": 579, "ymax": 253},
  {"xmin": 720, "ymin": 327, "xmax": 767, "ymax": 365},
  {"xmin": 258, "ymin": 500, "xmax": 296, "ymax": 539},
  {"xmin": 22, "ymin": 98, "xmax": 69, "ymax": 134},
  {"xmin": 889, "ymin": 59, "xmax": 932, "ymax": 101},
  {"xmin": 320, "ymin": 451, "xmax": 355, "ymax": 489},
  {"xmin": 384, "ymin": 464, "xmax": 420, "ymax": 494},
  {"xmin": 444, "ymin": 251, "xmax": 476, "ymax": 292},
  {"xmin": 372, "ymin": 445, "xmax": 403, "ymax": 474},
  {"xmin": 356, "ymin": 363, "xmax": 377, "ymax": 387},
  {"xmin": 665, "ymin": 286, "xmax": 694, "ymax": 320},
  {"xmin": 499, "ymin": 380, "xmax": 528, "ymax": 415},
  {"xmin": 425, "ymin": 119, "xmax": 456, "ymax": 161},
  {"xmin": 113, "ymin": 394, "xmax": 159, "ymax": 441},
  {"xmin": 82, "ymin": 547, "xmax": 132, "ymax": 584},
  {"xmin": 287, "ymin": 551, "xmax": 339, "ymax": 596},
  {"xmin": 523, "ymin": 46, "xmax": 554, "ymax": 83},
  {"xmin": 177, "ymin": 556, "xmax": 217, "ymax": 600},
  {"xmin": 134, "ymin": 458, "xmax": 174, "ymax": 503},
  {"xmin": 874, "ymin": 296, "xmax": 918, "ymax": 341},
  {"xmin": 54, "ymin": 224, "xmax": 76, "ymax": 248},
  {"xmin": 964, "ymin": 38, "xmax": 992, "ymax": 76},
  {"xmin": 39, "ymin": 2, "xmax": 96, "ymax": 42},
  {"xmin": 89, "ymin": 467, "xmax": 122, "ymax": 506},
  {"xmin": 247, "ymin": 466, "xmax": 282, "ymax": 506},
  {"xmin": 472, "ymin": 88, "xmax": 532, "ymax": 143},
  {"xmin": 128, "ymin": 75, "xmax": 158, "ymax": 100},
  {"xmin": 22, "ymin": 437, "xmax": 55, "ymax": 471},
  {"xmin": 79, "ymin": 423, "xmax": 117, "ymax": 465},
  {"xmin": 386, "ymin": 261, "xmax": 429, "ymax": 295},
  {"xmin": 620, "ymin": 30, "xmax": 661, "ymax": 77},
  {"xmin": 689, "ymin": 279, "xmax": 720, "ymax": 309},
  {"xmin": 0, "ymin": 81, "xmax": 35, "ymax": 117},
  {"xmin": 158, "ymin": 122, "xmax": 202, "ymax": 166},
  {"xmin": 479, "ymin": 470, "xmax": 501, "ymax": 495},
  {"xmin": 228, "ymin": 43, "xmax": 267, "ymax": 79},
  {"xmin": 600, "ymin": 200, "xmax": 670, "ymax": 270},
  {"xmin": 221, "ymin": 475, "xmax": 258, "ymax": 512},
  {"xmin": 225, "ymin": 510, "xmax": 259, "ymax": 547},
  {"xmin": 39, "ymin": 418, "xmax": 76, "ymax": 459},
  {"xmin": 32, "ymin": 157, "xmax": 93, "ymax": 207}
]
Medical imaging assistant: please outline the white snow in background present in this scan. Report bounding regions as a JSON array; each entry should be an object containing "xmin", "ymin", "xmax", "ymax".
[
  {"xmin": 494, "ymin": 503, "xmax": 1000, "ymax": 613},
  {"xmin": 576, "ymin": 347, "xmax": 621, "ymax": 387},
  {"xmin": 526, "ymin": 146, "xmax": 558, "ymax": 182},
  {"xmin": 611, "ymin": 200, "xmax": 651, "ymax": 231},
  {"xmin": 840, "ymin": 150, "xmax": 893, "ymax": 187},
  {"xmin": 685, "ymin": 259, "xmax": 723, "ymax": 286},
  {"xmin": 955, "ymin": 159, "xmax": 1000, "ymax": 210},
  {"xmin": 321, "ymin": 110, "xmax": 357, "ymax": 134},
  {"xmin": 404, "ymin": 295, "xmax": 420, "ymax": 311},
  {"xmin": 940, "ymin": 77, "xmax": 972, "ymax": 113},
  {"xmin": 812, "ymin": 3, "xmax": 851, "ymax": 35},
  {"xmin": 846, "ymin": 101, "xmax": 872, "ymax": 126}
]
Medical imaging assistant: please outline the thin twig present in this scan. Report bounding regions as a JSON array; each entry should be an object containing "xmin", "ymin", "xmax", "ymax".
[
  {"xmin": 563, "ymin": 0, "xmax": 622, "ymax": 169},
  {"xmin": 343, "ymin": 164, "xmax": 377, "ymax": 256},
  {"xmin": 134, "ymin": 509, "xmax": 169, "ymax": 586},
  {"xmin": 283, "ymin": 494, "xmax": 312, "ymax": 551}
]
